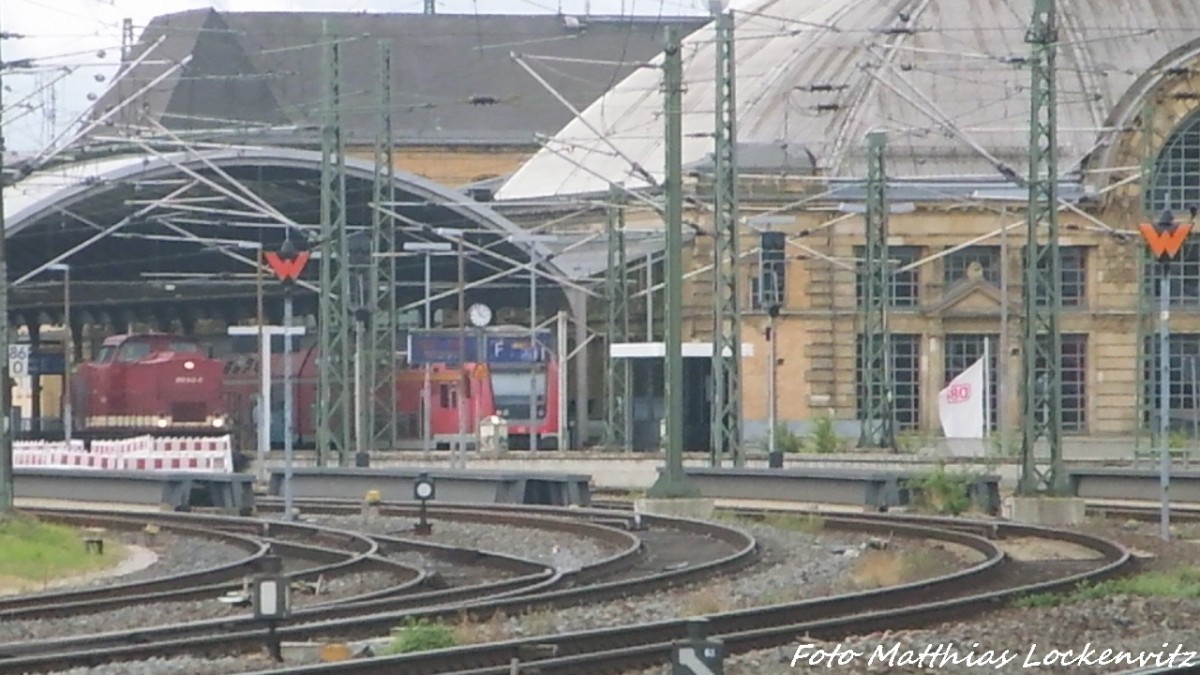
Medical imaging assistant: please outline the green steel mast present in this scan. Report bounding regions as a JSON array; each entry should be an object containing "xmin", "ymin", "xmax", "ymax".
[
  {"xmin": 647, "ymin": 26, "xmax": 699, "ymax": 498},
  {"xmin": 369, "ymin": 40, "xmax": 399, "ymax": 451},
  {"xmin": 318, "ymin": 23, "xmax": 353, "ymax": 466},
  {"xmin": 1019, "ymin": 0, "xmax": 1065, "ymax": 494},
  {"xmin": 858, "ymin": 130, "xmax": 895, "ymax": 450},
  {"xmin": 710, "ymin": 7, "xmax": 745, "ymax": 467},
  {"xmin": 603, "ymin": 184, "xmax": 632, "ymax": 451}
]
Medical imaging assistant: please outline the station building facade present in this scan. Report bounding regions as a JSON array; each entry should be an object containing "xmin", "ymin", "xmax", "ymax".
[{"xmin": 496, "ymin": 0, "xmax": 1200, "ymax": 445}]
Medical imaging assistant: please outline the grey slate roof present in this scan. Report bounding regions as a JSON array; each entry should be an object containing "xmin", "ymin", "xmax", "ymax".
[{"xmin": 88, "ymin": 10, "xmax": 707, "ymax": 148}]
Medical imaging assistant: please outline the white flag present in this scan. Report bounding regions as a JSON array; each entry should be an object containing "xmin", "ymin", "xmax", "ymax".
[{"xmin": 938, "ymin": 357, "xmax": 986, "ymax": 439}]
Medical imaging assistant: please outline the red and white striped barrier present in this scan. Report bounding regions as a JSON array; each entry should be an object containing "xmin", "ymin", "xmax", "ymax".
[{"xmin": 13, "ymin": 435, "xmax": 234, "ymax": 473}]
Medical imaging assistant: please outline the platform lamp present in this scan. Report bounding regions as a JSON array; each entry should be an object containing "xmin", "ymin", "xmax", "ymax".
[
  {"xmin": 46, "ymin": 264, "xmax": 71, "ymax": 442},
  {"xmin": 413, "ymin": 471, "xmax": 435, "ymax": 535}
]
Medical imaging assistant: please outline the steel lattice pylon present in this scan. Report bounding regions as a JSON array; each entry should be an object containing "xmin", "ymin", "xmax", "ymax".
[
  {"xmin": 1135, "ymin": 96, "xmax": 1162, "ymax": 452},
  {"xmin": 710, "ymin": 9, "xmax": 744, "ymax": 467},
  {"xmin": 369, "ymin": 41, "xmax": 398, "ymax": 451},
  {"xmin": 317, "ymin": 23, "xmax": 353, "ymax": 466},
  {"xmin": 858, "ymin": 130, "xmax": 895, "ymax": 450},
  {"xmin": 1019, "ymin": 0, "xmax": 1065, "ymax": 495},
  {"xmin": 603, "ymin": 185, "xmax": 632, "ymax": 451}
]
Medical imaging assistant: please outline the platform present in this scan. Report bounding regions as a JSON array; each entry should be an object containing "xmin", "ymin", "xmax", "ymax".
[
  {"xmin": 676, "ymin": 467, "xmax": 1002, "ymax": 514},
  {"xmin": 267, "ymin": 468, "xmax": 592, "ymax": 506},
  {"xmin": 1066, "ymin": 467, "xmax": 1200, "ymax": 502},
  {"xmin": 13, "ymin": 469, "xmax": 256, "ymax": 513}
]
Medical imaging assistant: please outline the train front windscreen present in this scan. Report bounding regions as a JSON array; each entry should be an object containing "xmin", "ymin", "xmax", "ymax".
[{"xmin": 491, "ymin": 369, "xmax": 547, "ymax": 421}]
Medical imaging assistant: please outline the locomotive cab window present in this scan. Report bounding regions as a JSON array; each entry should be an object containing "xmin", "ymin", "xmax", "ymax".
[
  {"xmin": 169, "ymin": 340, "xmax": 200, "ymax": 353},
  {"xmin": 116, "ymin": 341, "xmax": 152, "ymax": 363}
]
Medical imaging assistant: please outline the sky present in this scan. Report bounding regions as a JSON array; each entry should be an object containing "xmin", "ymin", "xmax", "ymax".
[{"xmin": 2, "ymin": 0, "xmax": 711, "ymax": 154}]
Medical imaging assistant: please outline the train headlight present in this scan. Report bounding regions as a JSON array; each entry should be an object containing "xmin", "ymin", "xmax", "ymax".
[
  {"xmin": 183, "ymin": 361, "xmax": 195, "ymax": 371},
  {"xmin": 155, "ymin": 417, "xmax": 169, "ymax": 429},
  {"xmin": 212, "ymin": 416, "xmax": 226, "ymax": 428}
]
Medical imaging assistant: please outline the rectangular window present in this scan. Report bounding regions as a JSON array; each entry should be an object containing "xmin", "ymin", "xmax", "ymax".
[
  {"xmin": 1060, "ymin": 334, "xmax": 1088, "ymax": 432},
  {"xmin": 1060, "ymin": 247, "xmax": 1087, "ymax": 307},
  {"xmin": 854, "ymin": 246, "xmax": 921, "ymax": 308},
  {"xmin": 1031, "ymin": 334, "xmax": 1088, "ymax": 433},
  {"xmin": 1031, "ymin": 246, "xmax": 1088, "ymax": 307},
  {"xmin": 855, "ymin": 333, "xmax": 922, "ymax": 431},
  {"xmin": 1145, "ymin": 241, "xmax": 1200, "ymax": 307},
  {"xmin": 944, "ymin": 246, "xmax": 1000, "ymax": 287},
  {"xmin": 439, "ymin": 384, "xmax": 452, "ymax": 409},
  {"xmin": 752, "ymin": 232, "xmax": 787, "ymax": 310},
  {"xmin": 943, "ymin": 334, "xmax": 999, "ymax": 433},
  {"xmin": 1142, "ymin": 333, "xmax": 1200, "ymax": 431}
]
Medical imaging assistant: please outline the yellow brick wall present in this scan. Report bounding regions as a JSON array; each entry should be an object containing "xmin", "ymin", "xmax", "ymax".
[{"xmin": 672, "ymin": 199, "xmax": 1200, "ymax": 438}]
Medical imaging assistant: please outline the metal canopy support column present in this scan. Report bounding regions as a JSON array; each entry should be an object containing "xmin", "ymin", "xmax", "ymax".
[
  {"xmin": 710, "ymin": 6, "xmax": 744, "ymax": 467},
  {"xmin": 317, "ymin": 23, "xmax": 353, "ymax": 466},
  {"xmin": 858, "ymin": 130, "xmax": 895, "ymax": 450},
  {"xmin": 647, "ymin": 27, "xmax": 699, "ymax": 499},
  {"xmin": 1019, "ymin": 0, "xmax": 1065, "ymax": 495},
  {"xmin": 369, "ymin": 41, "xmax": 398, "ymax": 451},
  {"xmin": 603, "ymin": 185, "xmax": 632, "ymax": 451}
]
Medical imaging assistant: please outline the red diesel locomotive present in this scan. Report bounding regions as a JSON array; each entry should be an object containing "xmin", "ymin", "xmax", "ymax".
[{"xmin": 70, "ymin": 333, "xmax": 230, "ymax": 437}]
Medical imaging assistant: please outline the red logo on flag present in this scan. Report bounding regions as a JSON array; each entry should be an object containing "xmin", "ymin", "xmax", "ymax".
[{"xmin": 947, "ymin": 384, "xmax": 971, "ymax": 404}]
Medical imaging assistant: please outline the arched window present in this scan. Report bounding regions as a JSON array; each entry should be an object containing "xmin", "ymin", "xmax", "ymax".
[
  {"xmin": 1147, "ymin": 107, "xmax": 1200, "ymax": 215},
  {"xmin": 1145, "ymin": 108, "xmax": 1200, "ymax": 306}
]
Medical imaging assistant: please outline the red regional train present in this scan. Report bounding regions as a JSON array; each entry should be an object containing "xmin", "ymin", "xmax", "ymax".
[
  {"xmin": 70, "ymin": 333, "xmax": 230, "ymax": 437},
  {"xmin": 221, "ymin": 344, "xmax": 563, "ymax": 451}
]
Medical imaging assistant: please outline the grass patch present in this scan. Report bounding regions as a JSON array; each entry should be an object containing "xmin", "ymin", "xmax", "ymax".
[
  {"xmin": 382, "ymin": 618, "xmax": 457, "ymax": 655},
  {"xmin": 1014, "ymin": 567, "xmax": 1200, "ymax": 609},
  {"xmin": 848, "ymin": 549, "xmax": 951, "ymax": 589},
  {"xmin": 761, "ymin": 513, "xmax": 826, "ymax": 535},
  {"xmin": 0, "ymin": 514, "xmax": 125, "ymax": 588}
]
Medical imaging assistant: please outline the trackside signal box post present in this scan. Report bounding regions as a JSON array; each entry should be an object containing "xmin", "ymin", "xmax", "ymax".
[
  {"xmin": 252, "ymin": 555, "xmax": 290, "ymax": 661},
  {"xmin": 671, "ymin": 618, "xmax": 724, "ymax": 675},
  {"xmin": 1140, "ymin": 208, "xmax": 1196, "ymax": 542}
]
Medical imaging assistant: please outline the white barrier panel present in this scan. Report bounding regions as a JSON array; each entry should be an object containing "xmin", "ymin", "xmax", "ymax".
[
  {"xmin": 91, "ymin": 435, "xmax": 155, "ymax": 456},
  {"xmin": 13, "ymin": 435, "xmax": 234, "ymax": 473}
]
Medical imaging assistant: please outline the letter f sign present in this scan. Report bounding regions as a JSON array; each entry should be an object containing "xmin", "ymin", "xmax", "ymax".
[
  {"xmin": 265, "ymin": 251, "xmax": 311, "ymax": 283},
  {"xmin": 1141, "ymin": 222, "xmax": 1193, "ymax": 261}
]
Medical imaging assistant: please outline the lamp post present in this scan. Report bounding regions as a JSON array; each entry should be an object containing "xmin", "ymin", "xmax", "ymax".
[
  {"xmin": 260, "ymin": 237, "xmax": 312, "ymax": 522},
  {"xmin": 508, "ymin": 234, "xmax": 559, "ymax": 451},
  {"xmin": 434, "ymin": 228, "xmax": 466, "ymax": 469},
  {"xmin": 46, "ymin": 264, "xmax": 71, "ymax": 442},
  {"xmin": 401, "ymin": 242, "xmax": 454, "ymax": 458},
  {"xmin": 1139, "ymin": 208, "xmax": 1195, "ymax": 542},
  {"xmin": 765, "ymin": 270, "xmax": 780, "ymax": 457}
]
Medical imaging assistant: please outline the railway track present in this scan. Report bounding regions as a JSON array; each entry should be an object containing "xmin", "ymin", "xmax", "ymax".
[
  {"xmin": 0, "ymin": 502, "xmax": 752, "ymax": 674},
  {"xmin": 237, "ymin": 508, "xmax": 1130, "ymax": 675},
  {"xmin": 0, "ymin": 509, "xmax": 426, "ymax": 622},
  {"xmin": 0, "ymin": 497, "xmax": 1147, "ymax": 675}
]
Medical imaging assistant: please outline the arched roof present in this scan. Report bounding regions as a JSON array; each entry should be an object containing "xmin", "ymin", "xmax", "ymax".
[
  {"xmin": 497, "ymin": 0, "xmax": 1200, "ymax": 201},
  {"xmin": 2, "ymin": 147, "xmax": 576, "ymax": 323}
]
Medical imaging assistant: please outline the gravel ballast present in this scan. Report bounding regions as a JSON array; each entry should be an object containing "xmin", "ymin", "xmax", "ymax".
[{"xmin": 308, "ymin": 513, "xmax": 614, "ymax": 570}]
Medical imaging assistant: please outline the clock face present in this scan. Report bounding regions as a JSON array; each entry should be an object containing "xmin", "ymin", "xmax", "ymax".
[
  {"xmin": 468, "ymin": 303, "xmax": 493, "ymax": 327},
  {"xmin": 415, "ymin": 482, "xmax": 434, "ymax": 499}
]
